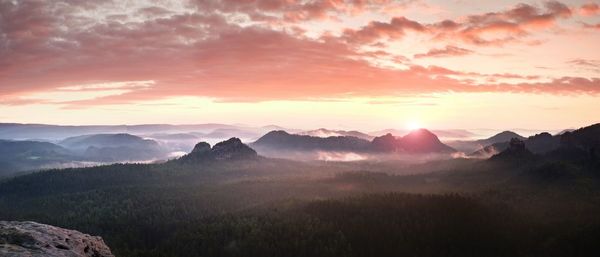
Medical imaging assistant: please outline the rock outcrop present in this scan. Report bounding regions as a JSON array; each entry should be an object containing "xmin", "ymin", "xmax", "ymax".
[
  {"xmin": 190, "ymin": 142, "xmax": 211, "ymax": 154},
  {"xmin": 370, "ymin": 133, "xmax": 399, "ymax": 152},
  {"xmin": 0, "ymin": 221, "xmax": 114, "ymax": 257},
  {"xmin": 211, "ymin": 138, "xmax": 258, "ymax": 160},
  {"xmin": 178, "ymin": 137, "xmax": 258, "ymax": 163},
  {"xmin": 489, "ymin": 138, "xmax": 535, "ymax": 162}
]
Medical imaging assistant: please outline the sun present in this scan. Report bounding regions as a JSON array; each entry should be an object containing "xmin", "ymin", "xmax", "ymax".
[{"xmin": 406, "ymin": 121, "xmax": 421, "ymax": 131}]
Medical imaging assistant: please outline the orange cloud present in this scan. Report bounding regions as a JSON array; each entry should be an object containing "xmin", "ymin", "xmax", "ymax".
[
  {"xmin": 414, "ymin": 46, "xmax": 474, "ymax": 58},
  {"xmin": 0, "ymin": 0, "xmax": 598, "ymax": 108},
  {"xmin": 580, "ymin": 2, "xmax": 600, "ymax": 16},
  {"xmin": 341, "ymin": 1, "xmax": 572, "ymax": 46}
]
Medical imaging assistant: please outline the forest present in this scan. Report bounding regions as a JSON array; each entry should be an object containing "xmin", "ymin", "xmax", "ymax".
[{"xmin": 1, "ymin": 151, "xmax": 599, "ymax": 257}]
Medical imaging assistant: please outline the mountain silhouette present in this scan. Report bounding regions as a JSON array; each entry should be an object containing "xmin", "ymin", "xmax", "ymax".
[
  {"xmin": 447, "ymin": 130, "xmax": 524, "ymax": 153},
  {"xmin": 59, "ymin": 133, "xmax": 167, "ymax": 162},
  {"xmin": 298, "ymin": 128, "xmax": 373, "ymax": 140},
  {"xmin": 398, "ymin": 129, "xmax": 456, "ymax": 153},
  {"xmin": 471, "ymin": 132, "xmax": 560, "ymax": 157},
  {"xmin": 489, "ymin": 138, "xmax": 535, "ymax": 162},
  {"xmin": 178, "ymin": 138, "xmax": 258, "ymax": 162},
  {"xmin": 252, "ymin": 130, "xmax": 371, "ymax": 152},
  {"xmin": 0, "ymin": 140, "xmax": 74, "ymax": 176},
  {"xmin": 371, "ymin": 129, "xmax": 456, "ymax": 153},
  {"xmin": 60, "ymin": 133, "xmax": 160, "ymax": 150},
  {"xmin": 545, "ymin": 123, "xmax": 600, "ymax": 163},
  {"xmin": 253, "ymin": 129, "xmax": 455, "ymax": 155},
  {"xmin": 482, "ymin": 131, "xmax": 525, "ymax": 145},
  {"xmin": 370, "ymin": 133, "xmax": 399, "ymax": 152}
]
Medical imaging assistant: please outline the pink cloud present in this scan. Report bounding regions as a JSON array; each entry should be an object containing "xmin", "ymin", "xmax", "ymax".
[
  {"xmin": 341, "ymin": 16, "xmax": 427, "ymax": 44},
  {"xmin": 582, "ymin": 22, "xmax": 600, "ymax": 29},
  {"xmin": 341, "ymin": 1, "xmax": 573, "ymax": 46},
  {"xmin": 580, "ymin": 2, "xmax": 600, "ymax": 16},
  {"xmin": 0, "ymin": 0, "xmax": 598, "ymax": 108},
  {"xmin": 414, "ymin": 45, "xmax": 474, "ymax": 59}
]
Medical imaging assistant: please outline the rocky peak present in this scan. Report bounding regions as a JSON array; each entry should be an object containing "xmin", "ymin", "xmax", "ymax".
[
  {"xmin": 0, "ymin": 221, "xmax": 114, "ymax": 257},
  {"xmin": 508, "ymin": 138, "xmax": 526, "ymax": 151},
  {"xmin": 179, "ymin": 138, "xmax": 257, "ymax": 163},
  {"xmin": 211, "ymin": 138, "xmax": 257, "ymax": 160},
  {"xmin": 490, "ymin": 138, "xmax": 534, "ymax": 161},
  {"xmin": 191, "ymin": 142, "xmax": 211, "ymax": 154},
  {"xmin": 371, "ymin": 133, "xmax": 399, "ymax": 152},
  {"xmin": 529, "ymin": 132, "xmax": 553, "ymax": 140}
]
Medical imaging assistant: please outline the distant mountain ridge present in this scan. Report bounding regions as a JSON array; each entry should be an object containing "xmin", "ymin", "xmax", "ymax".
[
  {"xmin": 252, "ymin": 130, "xmax": 371, "ymax": 152},
  {"xmin": 60, "ymin": 133, "xmax": 160, "ymax": 150},
  {"xmin": 0, "ymin": 123, "xmax": 295, "ymax": 141},
  {"xmin": 370, "ymin": 129, "xmax": 476, "ymax": 140},
  {"xmin": 446, "ymin": 131, "xmax": 525, "ymax": 153},
  {"xmin": 252, "ymin": 128, "xmax": 455, "ymax": 156},
  {"xmin": 471, "ymin": 132, "xmax": 560, "ymax": 158},
  {"xmin": 485, "ymin": 123, "xmax": 600, "ymax": 163},
  {"xmin": 58, "ymin": 133, "xmax": 168, "ymax": 162},
  {"xmin": 0, "ymin": 140, "xmax": 74, "ymax": 176},
  {"xmin": 298, "ymin": 128, "xmax": 373, "ymax": 140}
]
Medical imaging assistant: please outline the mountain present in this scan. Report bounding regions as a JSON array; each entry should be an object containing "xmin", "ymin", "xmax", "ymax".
[
  {"xmin": 446, "ymin": 131, "xmax": 525, "ymax": 153},
  {"xmin": 554, "ymin": 129, "xmax": 575, "ymax": 136},
  {"xmin": 472, "ymin": 124, "xmax": 600, "ymax": 160},
  {"xmin": 370, "ymin": 133, "xmax": 399, "ymax": 152},
  {"xmin": 489, "ymin": 138, "xmax": 536, "ymax": 162},
  {"xmin": 1, "ymin": 124, "xmax": 600, "ymax": 257},
  {"xmin": 0, "ymin": 140, "xmax": 74, "ymax": 176},
  {"xmin": 483, "ymin": 131, "xmax": 525, "ymax": 145},
  {"xmin": 203, "ymin": 128, "xmax": 263, "ymax": 140},
  {"xmin": 298, "ymin": 128, "xmax": 373, "ymax": 140},
  {"xmin": 253, "ymin": 129, "xmax": 455, "ymax": 158},
  {"xmin": 59, "ymin": 134, "xmax": 167, "ymax": 162},
  {"xmin": 0, "ymin": 123, "xmax": 285, "ymax": 141},
  {"xmin": 60, "ymin": 133, "xmax": 159, "ymax": 150},
  {"xmin": 398, "ymin": 129, "xmax": 457, "ymax": 153},
  {"xmin": 471, "ymin": 132, "xmax": 560, "ymax": 158},
  {"xmin": 371, "ymin": 129, "xmax": 456, "ymax": 153},
  {"xmin": 370, "ymin": 129, "xmax": 476, "ymax": 140},
  {"xmin": 145, "ymin": 133, "xmax": 199, "ymax": 140},
  {"xmin": 177, "ymin": 138, "xmax": 258, "ymax": 162},
  {"xmin": 558, "ymin": 123, "xmax": 600, "ymax": 149},
  {"xmin": 252, "ymin": 130, "xmax": 372, "ymax": 152},
  {"xmin": 545, "ymin": 123, "xmax": 600, "ymax": 162}
]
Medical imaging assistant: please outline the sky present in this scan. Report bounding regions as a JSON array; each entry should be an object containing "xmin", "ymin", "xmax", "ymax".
[{"xmin": 0, "ymin": 0, "xmax": 599, "ymax": 131}]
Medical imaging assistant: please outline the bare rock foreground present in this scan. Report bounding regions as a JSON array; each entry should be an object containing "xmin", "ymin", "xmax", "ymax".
[{"xmin": 0, "ymin": 221, "xmax": 114, "ymax": 257}]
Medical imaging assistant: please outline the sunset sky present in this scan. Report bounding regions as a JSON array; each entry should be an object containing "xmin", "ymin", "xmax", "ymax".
[{"xmin": 1, "ymin": 0, "xmax": 599, "ymax": 131}]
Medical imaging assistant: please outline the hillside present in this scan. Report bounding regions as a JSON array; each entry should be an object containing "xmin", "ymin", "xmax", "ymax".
[
  {"xmin": 471, "ymin": 132, "xmax": 563, "ymax": 158},
  {"xmin": 59, "ymin": 133, "xmax": 168, "ymax": 162},
  {"xmin": 0, "ymin": 140, "xmax": 74, "ymax": 177},
  {"xmin": 252, "ymin": 130, "xmax": 372, "ymax": 152},
  {"xmin": 446, "ymin": 130, "xmax": 525, "ymax": 153},
  {"xmin": 298, "ymin": 128, "xmax": 374, "ymax": 140}
]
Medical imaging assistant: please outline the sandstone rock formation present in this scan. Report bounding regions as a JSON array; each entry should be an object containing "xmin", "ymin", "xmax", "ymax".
[{"xmin": 0, "ymin": 221, "xmax": 114, "ymax": 257}]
